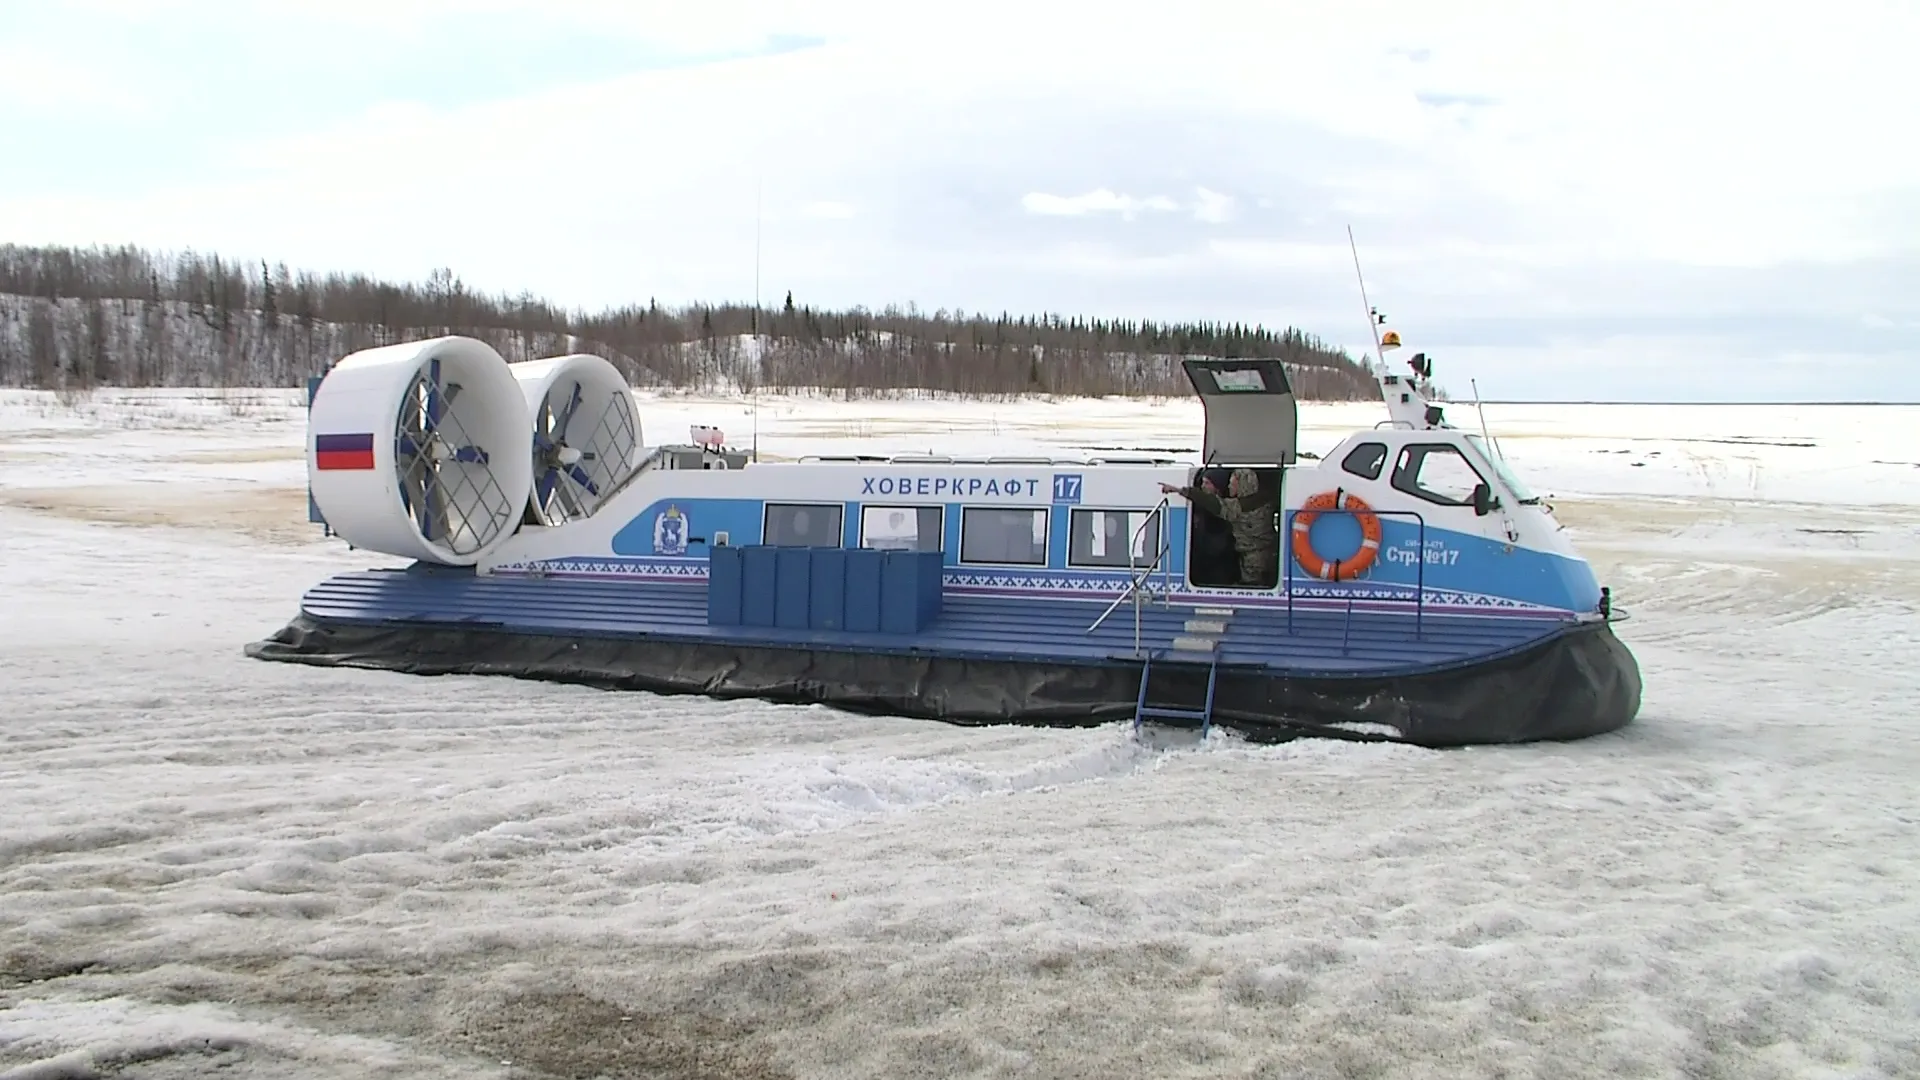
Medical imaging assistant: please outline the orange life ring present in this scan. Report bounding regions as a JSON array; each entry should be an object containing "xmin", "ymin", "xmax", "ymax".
[{"xmin": 1291, "ymin": 489, "xmax": 1383, "ymax": 580}]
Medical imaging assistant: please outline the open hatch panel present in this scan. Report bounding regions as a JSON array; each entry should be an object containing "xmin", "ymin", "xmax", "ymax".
[{"xmin": 1180, "ymin": 358, "xmax": 1298, "ymax": 466}]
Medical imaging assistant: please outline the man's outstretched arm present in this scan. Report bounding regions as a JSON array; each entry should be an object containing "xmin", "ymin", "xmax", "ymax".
[{"xmin": 1159, "ymin": 481, "xmax": 1224, "ymax": 518}]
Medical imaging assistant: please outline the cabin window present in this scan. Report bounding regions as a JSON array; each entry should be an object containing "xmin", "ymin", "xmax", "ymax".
[
  {"xmin": 1341, "ymin": 442, "xmax": 1388, "ymax": 481},
  {"xmin": 959, "ymin": 507, "xmax": 1048, "ymax": 565},
  {"xmin": 763, "ymin": 502, "xmax": 844, "ymax": 546},
  {"xmin": 1390, "ymin": 444, "xmax": 1486, "ymax": 507},
  {"xmin": 1068, "ymin": 508, "xmax": 1163, "ymax": 569},
  {"xmin": 1465, "ymin": 435, "xmax": 1538, "ymax": 503},
  {"xmin": 860, "ymin": 505, "xmax": 944, "ymax": 552}
]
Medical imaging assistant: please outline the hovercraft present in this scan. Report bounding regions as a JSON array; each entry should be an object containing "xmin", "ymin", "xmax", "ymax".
[{"xmin": 250, "ymin": 331, "xmax": 1641, "ymax": 746}]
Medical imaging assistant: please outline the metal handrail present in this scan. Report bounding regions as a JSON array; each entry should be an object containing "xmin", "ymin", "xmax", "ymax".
[
  {"xmin": 1130, "ymin": 496, "xmax": 1172, "ymax": 602},
  {"xmin": 1130, "ymin": 497, "xmax": 1174, "ymax": 654},
  {"xmin": 1282, "ymin": 505, "xmax": 1430, "ymax": 643},
  {"xmin": 1085, "ymin": 498, "xmax": 1172, "ymax": 655},
  {"xmin": 1086, "ymin": 499, "xmax": 1170, "ymax": 629}
]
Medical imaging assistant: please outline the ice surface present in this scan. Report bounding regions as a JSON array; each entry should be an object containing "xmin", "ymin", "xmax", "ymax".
[{"xmin": 4, "ymin": 388, "xmax": 1920, "ymax": 1079}]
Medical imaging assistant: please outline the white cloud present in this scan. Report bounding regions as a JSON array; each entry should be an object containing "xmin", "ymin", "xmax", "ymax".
[
  {"xmin": 0, "ymin": 0, "xmax": 1914, "ymax": 399},
  {"xmin": 74, "ymin": 0, "xmax": 860, "ymax": 50},
  {"xmin": 1204, "ymin": 240, "xmax": 1354, "ymax": 272},
  {"xmin": 800, "ymin": 201, "xmax": 857, "ymax": 220},
  {"xmin": 0, "ymin": 44, "xmax": 152, "ymax": 114},
  {"xmin": 1018, "ymin": 186, "xmax": 1241, "ymax": 225},
  {"xmin": 1021, "ymin": 189, "xmax": 1180, "ymax": 220},
  {"xmin": 1191, "ymin": 188, "xmax": 1235, "ymax": 224}
]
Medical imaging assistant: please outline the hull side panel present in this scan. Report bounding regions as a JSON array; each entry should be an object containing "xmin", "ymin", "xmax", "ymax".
[
  {"xmin": 245, "ymin": 568, "xmax": 1642, "ymax": 746},
  {"xmin": 247, "ymin": 611, "xmax": 1639, "ymax": 747}
]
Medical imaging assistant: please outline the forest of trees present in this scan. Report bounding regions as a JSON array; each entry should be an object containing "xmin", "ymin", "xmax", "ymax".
[{"xmin": 0, "ymin": 243, "xmax": 1383, "ymax": 400}]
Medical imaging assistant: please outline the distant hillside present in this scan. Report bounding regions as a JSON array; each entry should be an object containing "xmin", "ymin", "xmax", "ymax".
[{"xmin": 0, "ymin": 243, "xmax": 1382, "ymax": 400}]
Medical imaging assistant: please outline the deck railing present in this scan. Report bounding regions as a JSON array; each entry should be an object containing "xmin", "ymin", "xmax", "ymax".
[
  {"xmin": 1085, "ymin": 497, "xmax": 1172, "ymax": 656},
  {"xmin": 1085, "ymin": 502, "xmax": 1434, "ymax": 657},
  {"xmin": 1282, "ymin": 505, "xmax": 1429, "ymax": 645}
]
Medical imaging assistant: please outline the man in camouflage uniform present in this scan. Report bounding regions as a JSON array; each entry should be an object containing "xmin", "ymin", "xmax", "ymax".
[{"xmin": 1160, "ymin": 468, "xmax": 1277, "ymax": 587}]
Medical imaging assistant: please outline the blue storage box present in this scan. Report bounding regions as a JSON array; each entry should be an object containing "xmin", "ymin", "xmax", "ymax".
[
  {"xmin": 809, "ymin": 548, "xmax": 847, "ymax": 630},
  {"xmin": 775, "ymin": 547, "xmax": 813, "ymax": 628},
  {"xmin": 877, "ymin": 551, "xmax": 917, "ymax": 632},
  {"xmin": 708, "ymin": 545, "xmax": 943, "ymax": 633},
  {"xmin": 843, "ymin": 548, "xmax": 883, "ymax": 633},
  {"xmin": 741, "ymin": 546, "xmax": 779, "ymax": 626},
  {"xmin": 878, "ymin": 549, "xmax": 944, "ymax": 633},
  {"xmin": 915, "ymin": 549, "xmax": 944, "ymax": 622},
  {"xmin": 706, "ymin": 545, "xmax": 744, "ymax": 625}
]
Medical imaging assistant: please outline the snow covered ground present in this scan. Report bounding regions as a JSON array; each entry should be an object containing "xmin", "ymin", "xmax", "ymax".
[{"xmin": 3, "ymin": 386, "xmax": 1919, "ymax": 1079}]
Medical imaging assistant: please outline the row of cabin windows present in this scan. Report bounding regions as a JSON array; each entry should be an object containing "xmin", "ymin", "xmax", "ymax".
[
  {"xmin": 760, "ymin": 502, "xmax": 1163, "ymax": 568},
  {"xmin": 1341, "ymin": 441, "xmax": 1488, "ymax": 507},
  {"xmin": 764, "ymin": 445, "xmax": 1484, "ymax": 562}
]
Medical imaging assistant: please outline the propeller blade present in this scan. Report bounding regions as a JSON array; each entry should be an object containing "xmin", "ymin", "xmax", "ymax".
[
  {"xmin": 564, "ymin": 463, "xmax": 599, "ymax": 495},
  {"xmin": 398, "ymin": 393, "xmax": 426, "ymax": 441},
  {"xmin": 451, "ymin": 445, "xmax": 489, "ymax": 465},
  {"xmin": 536, "ymin": 398, "xmax": 557, "ymax": 451},
  {"xmin": 407, "ymin": 465, "xmax": 433, "ymax": 538},
  {"xmin": 554, "ymin": 382, "xmax": 582, "ymax": 441},
  {"xmin": 536, "ymin": 468, "xmax": 557, "ymax": 509},
  {"xmin": 418, "ymin": 367, "xmax": 440, "ymax": 540},
  {"xmin": 429, "ymin": 471, "xmax": 450, "ymax": 543},
  {"xmin": 426, "ymin": 358, "xmax": 443, "ymax": 429},
  {"xmin": 554, "ymin": 474, "xmax": 587, "ymax": 519}
]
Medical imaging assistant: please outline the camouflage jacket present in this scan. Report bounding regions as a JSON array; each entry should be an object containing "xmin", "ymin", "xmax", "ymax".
[{"xmin": 1182, "ymin": 487, "xmax": 1277, "ymax": 553}]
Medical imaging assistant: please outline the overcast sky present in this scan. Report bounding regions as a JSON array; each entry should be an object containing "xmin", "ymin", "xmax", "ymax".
[{"xmin": 2, "ymin": 0, "xmax": 1914, "ymax": 400}]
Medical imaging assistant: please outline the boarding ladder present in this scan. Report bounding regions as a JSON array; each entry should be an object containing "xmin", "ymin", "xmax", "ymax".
[
  {"xmin": 1131, "ymin": 604, "xmax": 1232, "ymax": 738},
  {"xmin": 1077, "ymin": 498, "xmax": 1226, "ymax": 738}
]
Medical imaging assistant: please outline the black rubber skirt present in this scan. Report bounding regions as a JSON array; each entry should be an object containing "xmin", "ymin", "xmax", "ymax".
[{"xmin": 246, "ymin": 615, "xmax": 1641, "ymax": 747}]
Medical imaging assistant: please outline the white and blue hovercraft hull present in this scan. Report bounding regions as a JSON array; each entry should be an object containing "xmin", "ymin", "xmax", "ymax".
[{"xmin": 251, "ymin": 338, "xmax": 1641, "ymax": 747}]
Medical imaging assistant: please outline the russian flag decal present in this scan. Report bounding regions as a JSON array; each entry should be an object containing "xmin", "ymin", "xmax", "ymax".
[{"xmin": 315, "ymin": 432, "xmax": 376, "ymax": 471}]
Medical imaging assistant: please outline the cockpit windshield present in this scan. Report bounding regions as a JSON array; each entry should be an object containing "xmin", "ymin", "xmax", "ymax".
[{"xmin": 1465, "ymin": 435, "xmax": 1539, "ymax": 503}]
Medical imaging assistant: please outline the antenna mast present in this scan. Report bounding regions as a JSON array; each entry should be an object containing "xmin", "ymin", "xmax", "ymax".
[
  {"xmin": 753, "ymin": 177, "xmax": 763, "ymax": 334},
  {"xmin": 1347, "ymin": 225, "xmax": 1388, "ymax": 370},
  {"xmin": 1470, "ymin": 377, "xmax": 1507, "ymax": 460},
  {"xmin": 752, "ymin": 177, "xmax": 763, "ymax": 461}
]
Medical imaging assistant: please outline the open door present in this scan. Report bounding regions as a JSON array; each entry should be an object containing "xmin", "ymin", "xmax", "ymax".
[
  {"xmin": 1179, "ymin": 359, "xmax": 1291, "ymax": 590},
  {"xmin": 1179, "ymin": 358, "xmax": 1298, "ymax": 466}
]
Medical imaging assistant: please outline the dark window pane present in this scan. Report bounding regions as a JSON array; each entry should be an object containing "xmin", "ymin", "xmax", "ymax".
[
  {"xmin": 1067, "ymin": 508, "xmax": 1163, "ymax": 568},
  {"xmin": 960, "ymin": 507, "xmax": 1048, "ymax": 565},
  {"xmin": 764, "ymin": 502, "xmax": 844, "ymax": 546},
  {"xmin": 1341, "ymin": 442, "xmax": 1388, "ymax": 481},
  {"xmin": 860, "ymin": 505, "xmax": 944, "ymax": 552},
  {"xmin": 1390, "ymin": 445, "xmax": 1484, "ymax": 506}
]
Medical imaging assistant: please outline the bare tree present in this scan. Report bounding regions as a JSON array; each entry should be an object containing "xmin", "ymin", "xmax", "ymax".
[{"xmin": 0, "ymin": 242, "xmax": 1383, "ymax": 400}]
